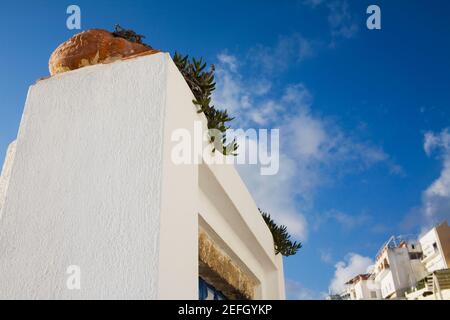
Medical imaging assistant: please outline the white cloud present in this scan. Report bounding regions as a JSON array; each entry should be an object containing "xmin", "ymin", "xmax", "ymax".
[
  {"xmin": 288, "ymin": 111, "xmax": 327, "ymax": 159},
  {"xmin": 248, "ymin": 100, "xmax": 282, "ymax": 126},
  {"xmin": 237, "ymin": 152, "xmax": 309, "ymax": 240},
  {"xmin": 424, "ymin": 129, "xmax": 450, "ymax": 156},
  {"xmin": 253, "ymin": 80, "xmax": 272, "ymax": 96},
  {"xmin": 329, "ymin": 253, "xmax": 373, "ymax": 294},
  {"xmin": 301, "ymin": 0, "xmax": 358, "ymax": 44},
  {"xmin": 217, "ymin": 53, "xmax": 238, "ymax": 72},
  {"xmin": 214, "ymin": 51, "xmax": 401, "ymax": 242},
  {"xmin": 331, "ymin": 211, "xmax": 369, "ymax": 229},
  {"xmin": 420, "ymin": 129, "xmax": 450, "ymax": 225},
  {"xmin": 282, "ymin": 83, "xmax": 313, "ymax": 105},
  {"xmin": 313, "ymin": 210, "xmax": 372, "ymax": 232},
  {"xmin": 320, "ymin": 249, "xmax": 333, "ymax": 264},
  {"xmin": 214, "ymin": 53, "xmax": 273, "ymax": 120},
  {"xmin": 286, "ymin": 279, "xmax": 326, "ymax": 300},
  {"xmin": 213, "ymin": 56, "xmax": 249, "ymax": 116},
  {"xmin": 327, "ymin": 1, "xmax": 358, "ymax": 41},
  {"xmin": 284, "ymin": 103, "xmax": 401, "ymax": 184},
  {"xmin": 280, "ymin": 84, "xmax": 398, "ymax": 175},
  {"xmin": 328, "ymin": 210, "xmax": 371, "ymax": 230},
  {"xmin": 248, "ymin": 34, "xmax": 315, "ymax": 74}
]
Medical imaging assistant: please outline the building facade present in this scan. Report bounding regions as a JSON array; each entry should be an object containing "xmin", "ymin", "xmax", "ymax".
[
  {"xmin": 373, "ymin": 238, "xmax": 427, "ymax": 299},
  {"xmin": 420, "ymin": 221, "xmax": 450, "ymax": 273},
  {"xmin": 344, "ymin": 274, "xmax": 381, "ymax": 300},
  {"xmin": 339, "ymin": 222, "xmax": 450, "ymax": 300}
]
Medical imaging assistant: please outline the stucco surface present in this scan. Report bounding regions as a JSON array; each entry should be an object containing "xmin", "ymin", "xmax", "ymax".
[
  {"xmin": 0, "ymin": 140, "xmax": 16, "ymax": 216},
  {"xmin": 156, "ymin": 55, "xmax": 200, "ymax": 299},
  {"xmin": 0, "ymin": 54, "xmax": 168, "ymax": 299},
  {"xmin": 198, "ymin": 163, "xmax": 286, "ymax": 299},
  {"xmin": 0, "ymin": 52, "xmax": 285, "ymax": 300}
]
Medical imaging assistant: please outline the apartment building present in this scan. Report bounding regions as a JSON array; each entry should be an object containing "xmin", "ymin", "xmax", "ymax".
[
  {"xmin": 420, "ymin": 221, "xmax": 450, "ymax": 272},
  {"xmin": 344, "ymin": 273, "xmax": 381, "ymax": 300},
  {"xmin": 340, "ymin": 221, "xmax": 450, "ymax": 300},
  {"xmin": 373, "ymin": 237, "xmax": 428, "ymax": 299}
]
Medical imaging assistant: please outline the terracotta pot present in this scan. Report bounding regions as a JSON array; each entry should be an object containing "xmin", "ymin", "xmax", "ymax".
[{"xmin": 49, "ymin": 29, "xmax": 159, "ymax": 75}]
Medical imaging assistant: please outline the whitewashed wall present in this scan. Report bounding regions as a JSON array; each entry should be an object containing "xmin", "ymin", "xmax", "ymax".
[
  {"xmin": 0, "ymin": 53, "xmax": 285, "ymax": 299},
  {"xmin": 0, "ymin": 140, "xmax": 16, "ymax": 216},
  {"xmin": 420, "ymin": 227, "xmax": 448, "ymax": 272},
  {"xmin": 0, "ymin": 54, "xmax": 169, "ymax": 299}
]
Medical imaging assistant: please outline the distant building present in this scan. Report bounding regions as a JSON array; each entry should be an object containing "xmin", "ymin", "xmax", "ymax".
[
  {"xmin": 374, "ymin": 237, "xmax": 428, "ymax": 299},
  {"xmin": 327, "ymin": 293, "xmax": 347, "ymax": 300},
  {"xmin": 334, "ymin": 221, "xmax": 450, "ymax": 300},
  {"xmin": 405, "ymin": 269, "xmax": 450, "ymax": 300},
  {"xmin": 405, "ymin": 221, "xmax": 450, "ymax": 300},
  {"xmin": 419, "ymin": 221, "xmax": 450, "ymax": 272},
  {"xmin": 344, "ymin": 273, "xmax": 381, "ymax": 300}
]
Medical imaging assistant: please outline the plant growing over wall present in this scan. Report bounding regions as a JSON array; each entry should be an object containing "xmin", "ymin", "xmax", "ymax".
[
  {"xmin": 112, "ymin": 24, "xmax": 150, "ymax": 47},
  {"xmin": 260, "ymin": 209, "xmax": 302, "ymax": 257},
  {"xmin": 173, "ymin": 53, "xmax": 238, "ymax": 156},
  {"xmin": 111, "ymin": 25, "xmax": 238, "ymax": 155}
]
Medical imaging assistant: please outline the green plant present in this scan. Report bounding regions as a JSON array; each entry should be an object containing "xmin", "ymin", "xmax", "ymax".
[
  {"xmin": 110, "ymin": 25, "xmax": 237, "ymax": 155},
  {"xmin": 112, "ymin": 25, "xmax": 152, "ymax": 48},
  {"xmin": 110, "ymin": 26, "xmax": 299, "ymax": 257},
  {"xmin": 260, "ymin": 209, "xmax": 302, "ymax": 257},
  {"xmin": 173, "ymin": 52, "xmax": 238, "ymax": 156}
]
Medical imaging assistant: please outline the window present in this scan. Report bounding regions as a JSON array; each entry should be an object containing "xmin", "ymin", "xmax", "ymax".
[
  {"xmin": 409, "ymin": 252, "xmax": 422, "ymax": 260},
  {"xmin": 411, "ymin": 244, "xmax": 415, "ymax": 250},
  {"xmin": 433, "ymin": 242, "xmax": 438, "ymax": 251},
  {"xmin": 199, "ymin": 277, "xmax": 227, "ymax": 300}
]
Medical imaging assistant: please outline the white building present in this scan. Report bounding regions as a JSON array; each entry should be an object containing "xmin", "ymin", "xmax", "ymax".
[
  {"xmin": 419, "ymin": 221, "xmax": 450, "ymax": 273},
  {"xmin": 0, "ymin": 53, "xmax": 285, "ymax": 299},
  {"xmin": 405, "ymin": 269, "xmax": 450, "ymax": 300},
  {"xmin": 374, "ymin": 237, "xmax": 428, "ymax": 299},
  {"xmin": 344, "ymin": 274, "xmax": 381, "ymax": 300},
  {"xmin": 336, "ymin": 222, "xmax": 450, "ymax": 300},
  {"xmin": 405, "ymin": 222, "xmax": 450, "ymax": 300}
]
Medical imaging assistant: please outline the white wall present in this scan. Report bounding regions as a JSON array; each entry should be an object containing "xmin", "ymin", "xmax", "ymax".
[
  {"xmin": 420, "ymin": 228, "xmax": 448, "ymax": 272},
  {"xmin": 379, "ymin": 271, "xmax": 396, "ymax": 298},
  {"xmin": 376, "ymin": 247, "xmax": 424, "ymax": 298},
  {"xmin": 157, "ymin": 55, "xmax": 199, "ymax": 299},
  {"xmin": 0, "ymin": 53, "xmax": 284, "ymax": 299},
  {"xmin": 0, "ymin": 54, "xmax": 168, "ymax": 299},
  {"xmin": 354, "ymin": 280, "xmax": 381, "ymax": 300},
  {"xmin": 410, "ymin": 259, "xmax": 428, "ymax": 282},
  {"xmin": 0, "ymin": 140, "xmax": 16, "ymax": 216},
  {"xmin": 198, "ymin": 162, "xmax": 285, "ymax": 299}
]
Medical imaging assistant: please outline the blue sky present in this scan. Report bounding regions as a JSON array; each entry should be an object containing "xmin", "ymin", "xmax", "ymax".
[{"xmin": 1, "ymin": 0, "xmax": 450, "ymax": 299}]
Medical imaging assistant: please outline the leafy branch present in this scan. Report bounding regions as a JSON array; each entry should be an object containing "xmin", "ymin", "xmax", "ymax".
[
  {"xmin": 173, "ymin": 52, "xmax": 238, "ymax": 156},
  {"xmin": 260, "ymin": 209, "xmax": 302, "ymax": 257},
  {"xmin": 112, "ymin": 24, "xmax": 152, "ymax": 48},
  {"xmin": 110, "ymin": 26, "xmax": 237, "ymax": 155},
  {"xmin": 110, "ymin": 26, "xmax": 298, "ymax": 257}
]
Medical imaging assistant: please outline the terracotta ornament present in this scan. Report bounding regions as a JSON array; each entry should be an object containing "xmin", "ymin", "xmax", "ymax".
[{"xmin": 49, "ymin": 29, "xmax": 159, "ymax": 76}]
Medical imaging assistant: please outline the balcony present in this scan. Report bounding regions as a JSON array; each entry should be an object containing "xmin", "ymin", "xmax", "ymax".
[{"xmin": 421, "ymin": 250, "xmax": 438, "ymax": 264}]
